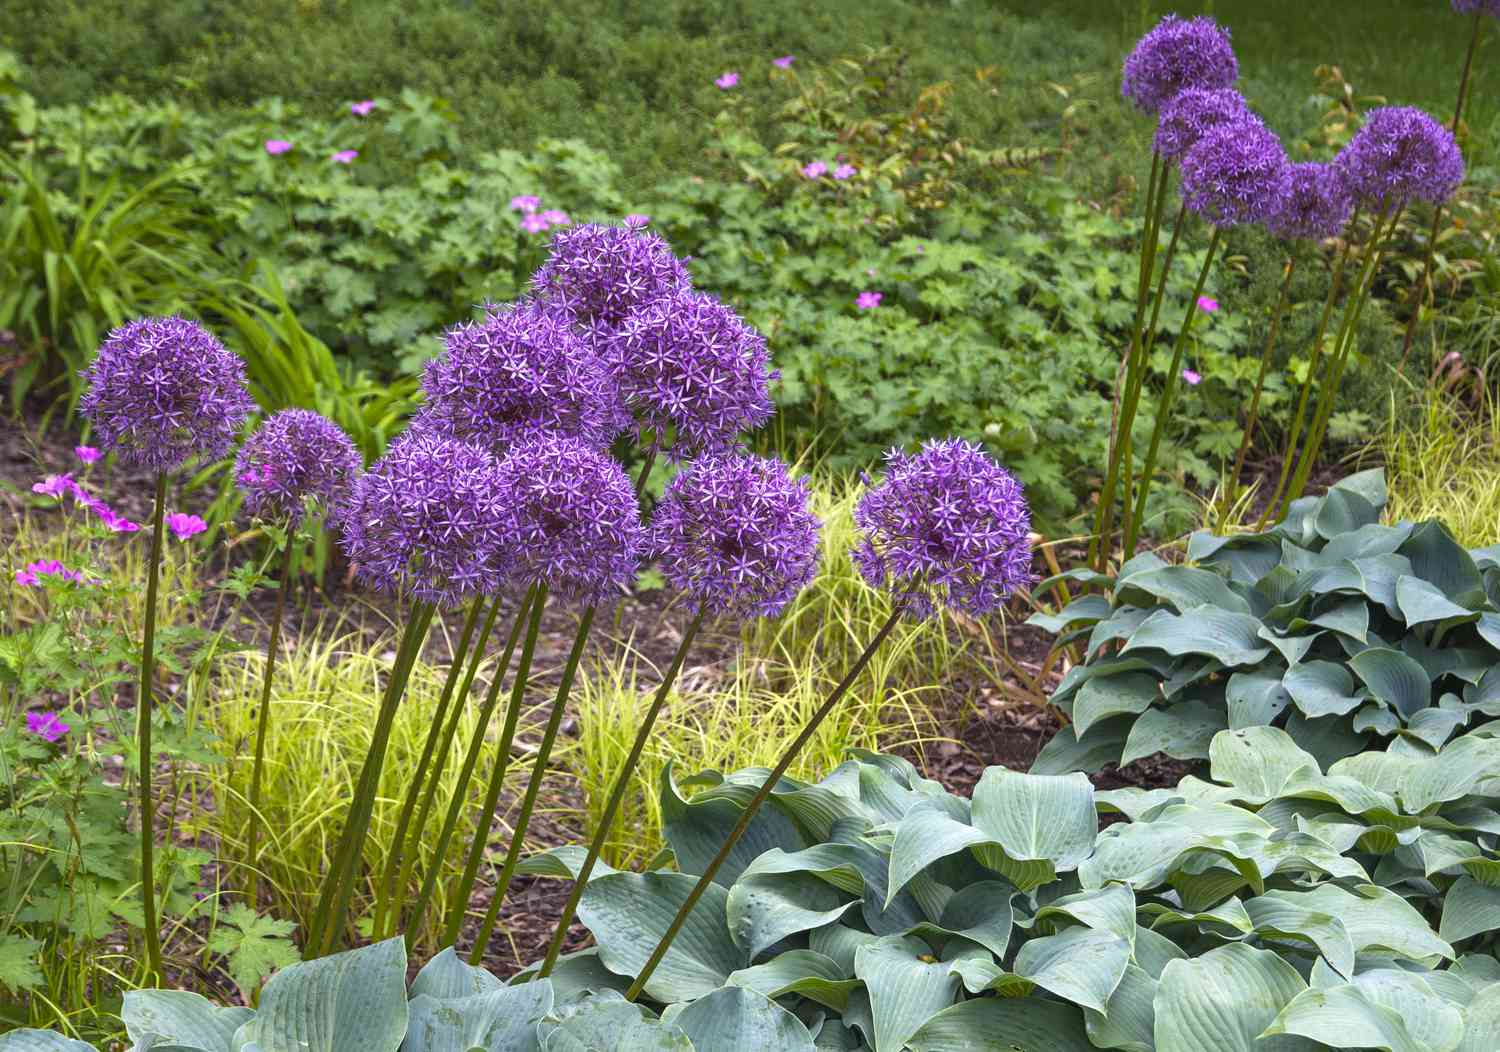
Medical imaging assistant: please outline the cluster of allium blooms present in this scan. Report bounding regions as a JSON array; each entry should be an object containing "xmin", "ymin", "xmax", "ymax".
[
  {"xmin": 1180, "ymin": 121, "xmax": 1292, "ymax": 228},
  {"xmin": 495, "ymin": 434, "xmax": 644, "ymax": 604},
  {"xmin": 1334, "ymin": 106, "xmax": 1465, "ymax": 212},
  {"xmin": 1266, "ymin": 162, "xmax": 1354, "ymax": 241},
  {"xmin": 236, "ymin": 409, "xmax": 363, "ymax": 527},
  {"xmin": 80, "ymin": 316, "xmax": 254, "ymax": 472},
  {"xmin": 1452, "ymin": 0, "xmax": 1500, "ymax": 15},
  {"xmin": 608, "ymin": 290, "xmax": 776, "ymax": 457},
  {"xmin": 532, "ymin": 223, "xmax": 691, "ymax": 344},
  {"xmin": 1153, "ymin": 88, "xmax": 1256, "ymax": 161},
  {"xmin": 1121, "ymin": 15, "xmax": 1238, "ymax": 114},
  {"xmin": 339, "ymin": 431, "xmax": 510, "ymax": 608},
  {"xmin": 413, "ymin": 302, "xmax": 627, "ymax": 453},
  {"xmin": 852, "ymin": 438, "xmax": 1032, "ymax": 619},
  {"xmin": 648, "ymin": 453, "xmax": 821, "ymax": 620}
]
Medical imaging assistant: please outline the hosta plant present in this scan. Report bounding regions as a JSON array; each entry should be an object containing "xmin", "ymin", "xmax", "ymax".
[
  {"xmin": 1031, "ymin": 469, "xmax": 1500, "ymax": 775},
  {"xmin": 17, "ymin": 739, "xmax": 1500, "ymax": 1050}
]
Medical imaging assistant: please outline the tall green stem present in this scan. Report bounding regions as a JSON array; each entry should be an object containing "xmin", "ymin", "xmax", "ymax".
[
  {"xmin": 536, "ymin": 610, "xmax": 706, "ymax": 977},
  {"xmin": 246, "ymin": 537, "xmax": 298, "ymax": 904},
  {"xmin": 405, "ymin": 587, "xmax": 536, "ymax": 948},
  {"xmin": 1124, "ymin": 227, "xmax": 1224, "ymax": 555},
  {"xmin": 468, "ymin": 605, "xmax": 598, "ymax": 963},
  {"xmin": 1223, "ymin": 256, "xmax": 1296, "ymax": 526},
  {"xmin": 441, "ymin": 588, "xmax": 549, "ymax": 948},
  {"xmin": 625, "ymin": 603, "xmax": 907, "ymax": 1002},
  {"xmin": 136, "ymin": 471, "xmax": 168, "ymax": 984},
  {"xmin": 373, "ymin": 596, "xmax": 486, "ymax": 937},
  {"xmin": 1398, "ymin": 13, "xmax": 1483, "ymax": 374}
]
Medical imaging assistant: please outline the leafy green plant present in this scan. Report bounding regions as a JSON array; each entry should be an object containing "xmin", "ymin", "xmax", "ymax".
[{"xmin": 1030, "ymin": 469, "xmax": 1500, "ymax": 774}]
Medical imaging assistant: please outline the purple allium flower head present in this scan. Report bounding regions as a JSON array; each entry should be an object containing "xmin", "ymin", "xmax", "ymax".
[
  {"xmin": 608, "ymin": 290, "xmax": 776, "ymax": 458},
  {"xmin": 413, "ymin": 301, "xmax": 627, "ymax": 454},
  {"xmin": 852, "ymin": 438, "xmax": 1032, "ymax": 619},
  {"xmin": 532, "ymin": 222, "xmax": 691, "ymax": 345},
  {"xmin": 1334, "ymin": 106, "xmax": 1465, "ymax": 212},
  {"xmin": 235, "ymin": 409, "xmax": 362, "ymax": 526},
  {"xmin": 1179, "ymin": 121, "xmax": 1293, "ymax": 228},
  {"xmin": 165, "ymin": 513, "xmax": 207, "ymax": 541},
  {"xmin": 339, "ymin": 431, "xmax": 510, "ymax": 606},
  {"xmin": 1153, "ymin": 88, "xmax": 1257, "ymax": 161},
  {"xmin": 495, "ymin": 434, "xmax": 643, "ymax": 604},
  {"xmin": 1452, "ymin": 0, "xmax": 1500, "ymax": 15},
  {"xmin": 25, "ymin": 711, "xmax": 69, "ymax": 743},
  {"xmin": 649, "ymin": 453, "xmax": 820, "ymax": 620},
  {"xmin": 1265, "ymin": 162, "xmax": 1354, "ymax": 241},
  {"xmin": 80, "ymin": 316, "xmax": 254, "ymax": 472},
  {"xmin": 1121, "ymin": 15, "xmax": 1238, "ymax": 114}
]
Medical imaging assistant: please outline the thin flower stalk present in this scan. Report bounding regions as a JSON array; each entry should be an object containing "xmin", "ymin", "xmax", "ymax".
[
  {"xmin": 136, "ymin": 472, "xmax": 168, "ymax": 983},
  {"xmin": 1222, "ymin": 256, "xmax": 1297, "ymax": 526},
  {"xmin": 245, "ymin": 536, "xmax": 299, "ymax": 902}
]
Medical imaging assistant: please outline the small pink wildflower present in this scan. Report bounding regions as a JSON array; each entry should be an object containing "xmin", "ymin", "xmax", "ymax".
[
  {"xmin": 833, "ymin": 164, "xmax": 857, "ymax": 180},
  {"xmin": 509, "ymin": 195, "xmax": 541, "ymax": 213},
  {"xmin": 165, "ymin": 513, "xmax": 207, "ymax": 541},
  {"xmin": 75, "ymin": 445, "xmax": 101, "ymax": 464},
  {"xmin": 715, "ymin": 72, "xmax": 740, "ymax": 90},
  {"xmin": 624, "ymin": 213, "xmax": 651, "ymax": 228},
  {"xmin": 265, "ymin": 140, "xmax": 293, "ymax": 155},
  {"xmin": 1182, "ymin": 369, "xmax": 1202, "ymax": 385},
  {"xmin": 17, "ymin": 559, "xmax": 86, "ymax": 586},
  {"xmin": 856, "ymin": 291, "xmax": 883, "ymax": 310},
  {"xmin": 14, "ymin": 569, "xmax": 38, "ymax": 585},
  {"xmin": 773, "ymin": 55, "xmax": 795, "ymax": 69},
  {"xmin": 25, "ymin": 711, "xmax": 70, "ymax": 743},
  {"xmin": 520, "ymin": 213, "xmax": 551, "ymax": 234},
  {"xmin": 866, "ymin": 268, "xmax": 877, "ymax": 277},
  {"xmin": 1196, "ymin": 296, "xmax": 1219, "ymax": 313},
  {"xmin": 332, "ymin": 149, "xmax": 359, "ymax": 164},
  {"xmin": 350, "ymin": 99, "xmax": 376, "ymax": 116},
  {"xmin": 802, "ymin": 161, "xmax": 828, "ymax": 179},
  {"xmin": 540, "ymin": 209, "xmax": 572, "ymax": 226},
  {"xmin": 32, "ymin": 474, "xmax": 77, "ymax": 498}
]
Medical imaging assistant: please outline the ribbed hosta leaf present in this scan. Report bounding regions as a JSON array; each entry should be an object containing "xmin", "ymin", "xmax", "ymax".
[
  {"xmin": 970, "ymin": 768, "xmax": 1095, "ymax": 890},
  {"xmin": 541, "ymin": 996, "xmax": 692, "ymax": 1052},
  {"xmin": 122, "ymin": 990, "xmax": 253, "ymax": 1052},
  {"xmin": 668, "ymin": 986, "xmax": 816, "ymax": 1052},
  {"xmin": 906, "ymin": 996, "xmax": 1097, "ymax": 1051},
  {"xmin": 234, "ymin": 936, "xmax": 407, "ymax": 1052},
  {"xmin": 854, "ymin": 935, "xmax": 961, "ymax": 1052},
  {"xmin": 1013, "ymin": 926, "xmax": 1130, "ymax": 1013},
  {"xmin": 1153, "ymin": 943, "xmax": 1312, "ymax": 1052}
]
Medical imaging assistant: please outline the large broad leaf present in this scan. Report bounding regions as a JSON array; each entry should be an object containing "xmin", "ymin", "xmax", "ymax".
[
  {"xmin": 235, "ymin": 936, "xmax": 408, "ymax": 1052},
  {"xmin": 1152, "ymin": 943, "xmax": 1313, "ymax": 1052},
  {"xmin": 0, "ymin": 1034, "xmax": 97, "ymax": 1052},
  {"xmin": 1440, "ymin": 877, "xmax": 1500, "ymax": 944},
  {"xmin": 1073, "ymin": 674, "xmax": 1159, "ymax": 739},
  {"xmin": 1209, "ymin": 726, "xmax": 1319, "ymax": 804},
  {"xmin": 1459, "ymin": 985, "xmax": 1500, "ymax": 1052},
  {"xmin": 1349, "ymin": 648, "xmax": 1432, "ymax": 718},
  {"xmin": 970, "ymin": 768, "xmax": 1095, "ymax": 889},
  {"xmin": 1400, "ymin": 735, "xmax": 1500, "ymax": 813},
  {"xmin": 1264, "ymin": 972, "xmax": 1463, "ymax": 1052},
  {"xmin": 402, "ymin": 984, "xmax": 552, "ymax": 1052},
  {"xmin": 1226, "ymin": 671, "xmax": 1292, "ymax": 729},
  {"xmin": 1029, "ymin": 715, "xmax": 1132, "ymax": 775},
  {"xmin": 886, "ymin": 800, "xmax": 991, "ymax": 903},
  {"xmin": 1257, "ymin": 885, "xmax": 1452, "ymax": 964},
  {"xmin": 1284, "ymin": 661, "xmax": 1363, "ymax": 719},
  {"xmin": 1396, "ymin": 575, "xmax": 1479, "ymax": 630},
  {"xmin": 541, "ymin": 996, "xmax": 692, "ymax": 1052},
  {"xmin": 122, "ymin": 990, "xmax": 254, "ymax": 1052},
  {"xmin": 407, "ymin": 948, "xmax": 504, "ymax": 1000},
  {"xmin": 509, "ymin": 949, "xmax": 630, "ymax": 1005},
  {"xmin": 1242, "ymin": 895, "xmax": 1356, "ymax": 978},
  {"xmin": 726, "ymin": 869, "xmax": 860, "ymax": 960},
  {"xmin": 1013, "ymin": 926, "xmax": 1130, "ymax": 1013},
  {"xmin": 1026, "ymin": 594, "xmax": 1112, "ymax": 635},
  {"xmin": 1033, "ymin": 883, "xmax": 1136, "ymax": 948},
  {"xmin": 668, "ymin": 986, "xmax": 816, "ymax": 1052},
  {"xmin": 1400, "ymin": 520, "xmax": 1486, "ymax": 606},
  {"xmin": 1120, "ymin": 701, "xmax": 1225, "ymax": 767},
  {"xmin": 854, "ymin": 935, "xmax": 961, "ymax": 1052},
  {"xmin": 907, "ymin": 997, "xmax": 1096, "ymax": 1051},
  {"xmin": 1115, "ymin": 566, "xmax": 1251, "ymax": 614},
  {"xmin": 1083, "ymin": 962, "xmax": 1157, "ymax": 1052},
  {"xmin": 660, "ymin": 765, "xmax": 806, "ymax": 887},
  {"xmin": 1121, "ymin": 607, "xmax": 1270, "ymax": 667},
  {"xmin": 727, "ymin": 951, "xmax": 860, "ymax": 1013},
  {"xmin": 905, "ymin": 881, "xmax": 1015, "ymax": 961},
  {"xmin": 1313, "ymin": 485, "xmax": 1381, "ymax": 540},
  {"xmin": 577, "ymin": 872, "xmax": 744, "ymax": 1003}
]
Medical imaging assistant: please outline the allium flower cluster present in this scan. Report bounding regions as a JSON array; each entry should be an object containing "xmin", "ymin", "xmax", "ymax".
[
  {"xmin": 236, "ymin": 409, "xmax": 362, "ymax": 526},
  {"xmin": 1153, "ymin": 88, "xmax": 1256, "ymax": 161},
  {"xmin": 413, "ymin": 303, "xmax": 627, "ymax": 453},
  {"xmin": 1265, "ymin": 162, "xmax": 1354, "ymax": 241},
  {"xmin": 608, "ymin": 290, "xmax": 776, "ymax": 457},
  {"xmin": 853, "ymin": 438, "xmax": 1032, "ymax": 619},
  {"xmin": 1334, "ymin": 106, "xmax": 1465, "ymax": 212},
  {"xmin": 80, "ymin": 317, "xmax": 254, "ymax": 472},
  {"xmin": 339, "ymin": 432, "xmax": 509, "ymax": 607},
  {"xmin": 1179, "ymin": 121, "xmax": 1292, "ymax": 227},
  {"xmin": 532, "ymin": 223, "xmax": 691, "ymax": 343},
  {"xmin": 495, "ymin": 435, "xmax": 644, "ymax": 604},
  {"xmin": 1121, "ymin": 15, "xmax": 1238, "ymax": 114},
  {"xmin": 1452, "ymin": 1, "xmax": 1500, "ymax": 15},
  {"xmin": 649, "ymin": 453, "xmax": 820, "ymax": 620}
]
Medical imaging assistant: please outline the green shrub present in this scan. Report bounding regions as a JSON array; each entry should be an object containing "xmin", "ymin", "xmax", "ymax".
[{"xmin": 1030, "ymin": 470, "xmax": 1500, "ymax": 774}]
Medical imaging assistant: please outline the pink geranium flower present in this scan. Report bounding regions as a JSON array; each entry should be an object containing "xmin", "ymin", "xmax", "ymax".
[
  {"xmin": 25, "ymin": 711, "xmax": 69, "ymax": 743},
  {"xmin": 510, "ymin": 195, "xmax": 541, "ymax": 214},
  {"xmin": 350, "ymin": 99, "xmax": 376, "ymax": 116},
  {"xmin": 715, "ymin": 72, "xmax": 740, "ymax": 90},
  {"xmin": 1197, "ymin": 296, "xmax": 1219, "ymax": 313},
  {"xmin": 520, "ymin": 213, "xmax": 551, "ymax": 234},
  {"xmin": 32, "ymin": 474, "xmax": 77, "ymax": 498},
  {"xmin": 540, "ymin": 209, "xmax": 572, "ymax": 226},
  {"xmin": 332, "ymin": 150, "xmax": 359, "ymax": 164},
  {"xmin": 856, "ymin": 291, "xmax": 883, "ymax": 310},
  {"xmin": 165, "ymin": 513, "xmax": 207, "ymax": 541},
  {"xmin": 833, "ymin": 164, "xmax": 857, "ymax": 180},
  {"xmin": 75, "ymin": 445, "xmax": 101, "ymax": 464},
  {"xmin": 773, "ymin": 55, "xmax": 795, "ymax": 69},
  {"xmin": 801, "ymin": 161, "xmax": 828, "ymax": 179},
  {"xmin": 1182, "ymin": 369, "xmax": 1202, "ymax": 385},
  {"xmin": 265, "ymin": 140, "xmax": 293, "ymax": 155},
  {"xmin": 16, "ymin": 559, "xmax": 86, "ymax": 586}
]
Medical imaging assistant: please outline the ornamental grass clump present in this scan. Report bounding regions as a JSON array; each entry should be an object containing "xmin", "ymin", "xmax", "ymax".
[
  {"xmin": 79, "ymin": 314, "xmax": 253, "ymax": 983},
  {"xmin": 234, "ymin": 408, "xmax": 362, "ymax": 897},
  {"xmin": 623, "ymin": 436, "xmax": 1031, "ymax": 1000}
]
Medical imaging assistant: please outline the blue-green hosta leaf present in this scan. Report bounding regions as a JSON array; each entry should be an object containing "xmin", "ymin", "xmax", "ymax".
[
  {"xmin": 577, "ymin": 872, "xmax": 744, "ymax": 1003},
  {"xmin": 970, "ymin": 768, "xmax": 1096, "ymax": 890},
  {"xmin": 1242, "ymin": 895, "xmax": 1356, "ymax": 978},
  {"xmin": 1460, "ymin": 984, "xmax": 1500, "ymax": 1052},
  {"xmin": 1283, "ymin": 710, "xmax": 1372, "ymax": 768},
  {"xmin": 1226, "ymin": 670, "xmax": 1292, "ymax": 728},
  {"xmin": 854, "ymin": 935, "xmax": 962, "ymax": 1052},
  {"xmin": 1189, "ymin": 533, "xmax": 1281, "ymax": 585},
  {"xmin": 908, "ymin": 996, "xmax": 1095, "ymax": 1051},
  {"xmin": 660, "ymin": 764, "xmax": 806, "ymax": 887},
  {"xmin": 887, "ymin": 800, "xmax": 989, "ymax": 903},
  {"xmin": 727, "ymin": 951, "xmax": 860, "ymax": 1013},
  {"xmin": 669, "ymin": 986, "xmax": 816, "ymax": 1052},
  {"xmin": 1072, "ymin": 673, "xmax": 1158, "ymax": 739},
  {"xmin": 1138, "ymin": 896, "xmax": 1253, "ymax": 938},
  {"xmin": 1402, "ymin": 707, "xmax": 1468, "ymax": 750},
  {"xmin": 1263, "ymin": 970, "xmax": 1463, "ymax": 1052},
  {"xmin": 121, "ymin": 991, "xmax": 253, "ymax": 1052},
  {"xmin": 515, "ymin": 846, "xmax": 617, "ymax": 883},
  {"xmin": 1318, "ymin": 522, "xmax": 1412, "ymax": 565},
  {"xmin": 1399, "ymin": 734, "xmax": 1500, "ymax": 813},
  {"xmin": 1051, "ymin": 656, "xmax": 1169, "ymax": 706},
  {"xmin": 1478, "ymin": 613, "xmax": 1500, "ymax": 652},
  {"xmin": 509, "ymin": 949, "xmax": 630, "ymax": 1005},
  {"xmin": 1152, "ymin": 943, "xmax": 1313, "ymax": 1052},
  {"xmin": 1026, "ymin": 594, "xmax": 1112, "ymax": 635},
  {"xmin": 0, "ymin": 1034, "xmax": 96, "ymax": 1052},
  {"xmin": 1029, "ymin": 714, "xmax": 1132, "ymax": 775},
  {"xmin": 1289, "ymin": 597, "xmax": 1369, "ymax": 642},
  {"xmin": 1257, "ymin": 625, "xmax": 1320, "ymax": 666},
  {"xmin": 1209, "ymin": 726, "xmax": 1319, "ymax": 803},
  {"xmin": 946, "ymin": 955, "xmax": 1034, "ymax": 998},
  {"xmin": 1121, "ymin": 606, "xmax": 1270, "ymax": 667},
  {"xmin": 1120, "ymin": 701, "xmax": 1225, "ymax": 767},
  {"xmin": 1397, "ymin": 574, "xmax": 1479, "ymax": 630},
  {"xmin": 1033, "ymin": 883, "xmax": 1136, "ymax": 948},
  {"xmin": 1258, "ymin": 884, "xmax": 1452, "ymax": 965},
  {"xmin": 1084, "ymin": 963, "xmax": 1157, "ymax": 1052},
  {"xmin": 541, "ymin": 996, "xmax": 692, "ymax": 1052},
  {"xmin": 904, "ymin": 881, "xmax": 1015, "ymax": 961},
  {"xmin": 1440, "ymin": 877, "xmax": 1500, "ymax": 944},
  {"xmin": 1314, "ymin": 485, "xmax": 1381, "ymax": 540},
  {"xmin": 1355, "ymin": 703, "xmax": 1401, "ymax": 735},
  {"xmin": 1350, "ymin": 648, "xmax": 1433, "ymax": 718},
  {"xmin": 407, "ymin": 947, "xmax": 503, "ymax": 1000},
  {"xmin": 1284, "ymin": 660, "xmax": 1363, "ymax": 718},
  {"xmin": 727, "ymin": 869, "xmax": 860, "ymax": 961},
  {"xmin": 1400, "ymin": 520, "xmax": 1487, "ymax": 607},
  {"xmin": 1088, "ymin": 608, "xmax": 1154, "ymax": 654},
  {"xmin": 1115, "ymin": 566, "xmax": 1251, "ymax": 614},
  {"xmin": 402, "ymin": 984, "xmax": 552, "ymax": 1052},
  {"xmin": 1014, "ymin": 926, "xmax": 1130, "ymax": 1013},
  {"xmin": 234, "ymin": 937, "xmax": 406, "ymax": 1052},
  {"xmin": 809, "ymin": 925, "xmax": 882, "ymax": 976}
]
